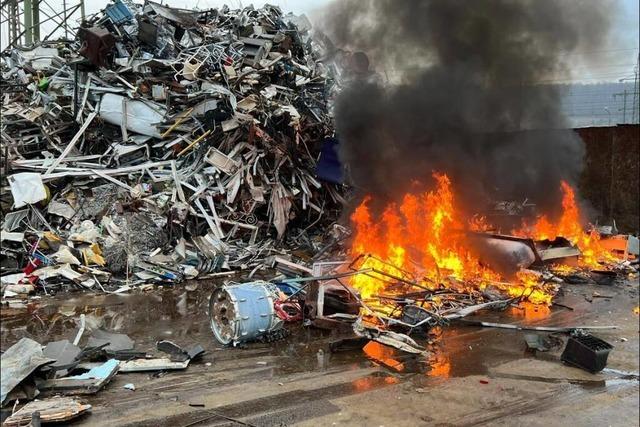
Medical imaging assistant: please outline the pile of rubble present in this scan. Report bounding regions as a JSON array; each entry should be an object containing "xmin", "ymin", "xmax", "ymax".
[
  {"xmin": 1, "ymin": 1, "xmax": 347, "ymax": 294},
  {"xmin": 1, "ymin": 326, "xmax": 205, "ymax": 425}
]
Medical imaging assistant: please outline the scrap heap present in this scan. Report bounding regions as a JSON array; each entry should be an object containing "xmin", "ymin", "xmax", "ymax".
[
  {"xmin": 343, "ymin": 174, "xmax": 637, "ymax": 326},
  {"xmin": 213, "ymin": 173, "xmax": 636, "ymax": 349},
  {"xmin": 1, "ymin": 1, "xmax": 345, "ymax": 293}
]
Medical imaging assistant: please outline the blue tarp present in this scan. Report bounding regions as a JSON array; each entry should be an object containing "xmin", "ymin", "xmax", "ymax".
[{"xmin": 315, "ymin": 137, "xmax": 343, "ymax": 184}]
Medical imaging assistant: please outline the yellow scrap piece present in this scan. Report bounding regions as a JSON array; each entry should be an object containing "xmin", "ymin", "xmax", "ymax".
[
  {"xmin": 82, "ymin": 243, "xmax": 105, "ymax": 266},
  {"xmin": 177, "ymin": 129, "xmax": 212, "ymax": 156},
  {"xmin": 41, "ymin": 231, "xmax": 62, "ymax": 249},
  {"xmin": 161, "ymin": 108, "xmax": 194, "ymax": 138},
  {"xmin": 43, "ymin": 231, "xmax": 61, "ymax": 242}
]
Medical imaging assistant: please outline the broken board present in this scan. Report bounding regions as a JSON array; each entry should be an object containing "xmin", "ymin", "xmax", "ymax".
[{"xmin": 3, "ymin": 397, "xmax": 91, "ymax": 426}]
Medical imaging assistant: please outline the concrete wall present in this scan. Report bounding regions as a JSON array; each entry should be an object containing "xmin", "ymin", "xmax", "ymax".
[{"xmin": 577, "ymin": 124, "xmax": 639, "ymax": 233}]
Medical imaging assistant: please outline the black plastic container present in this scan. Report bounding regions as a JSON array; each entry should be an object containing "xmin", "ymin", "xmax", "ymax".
[
  {"xmin": 590, "ymin": 270, "xmax": 617, "ymax": 286},
  {"xmin": 561, "ymin": 334, "xmax": 613, "ymax": 373}
]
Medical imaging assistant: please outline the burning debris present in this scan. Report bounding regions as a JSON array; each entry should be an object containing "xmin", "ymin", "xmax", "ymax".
[
  {"xmin": 206, "ymin": 173, "xmax": 635, "ymax": 345},
  {"xmin": 271, "ymin": 0, "xmax": 636, "ymax": 372},
  {"xmin": 347, "ymin": 173, "xmax": 634, "ymax": 306}
]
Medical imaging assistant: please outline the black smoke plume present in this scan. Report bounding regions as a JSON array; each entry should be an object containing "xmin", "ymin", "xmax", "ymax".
[{"xmin": 320, "ymin": 0, "xmax": 612, "ymax": 218}]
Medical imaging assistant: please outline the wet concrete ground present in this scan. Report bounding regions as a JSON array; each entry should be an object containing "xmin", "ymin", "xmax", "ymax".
[{"xmin": 1, "ymin": 277, "xmax": 638, "ymax": 426}]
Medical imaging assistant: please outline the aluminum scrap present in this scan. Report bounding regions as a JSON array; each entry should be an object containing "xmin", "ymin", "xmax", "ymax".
[{"xmin": 0, "ymin": 2, "xmax": 345, "ymax": 293}]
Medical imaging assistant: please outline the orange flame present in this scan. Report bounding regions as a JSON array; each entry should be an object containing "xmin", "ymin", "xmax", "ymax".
[
  {"xmin": 350, "ymin": 173, "xmax": 552, "ymax": 304},
  {"xmin": 516, "ymin": 181, "xmax": 616, "ymax": 268},
  {"xmin": 469, "ymin": 215, "xmax": 492, "ymax": 232}
]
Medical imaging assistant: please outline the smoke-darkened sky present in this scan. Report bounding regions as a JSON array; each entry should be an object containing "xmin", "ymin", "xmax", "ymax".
[{"xmin": 318, "ymin": 0, "xmax": 622, "ymax": 218}]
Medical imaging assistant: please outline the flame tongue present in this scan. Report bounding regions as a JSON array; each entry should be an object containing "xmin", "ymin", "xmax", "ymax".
[
  {"xmin": 349, "ymin": 173, "xmax": 612, "ymax": 305},
  {"xmin": 351, "ymin": 173, "xmax": 500, "ymax": 301},
  {"xmin": 516, "ymin": 181, "xmax": 616, "ymax": 268}
]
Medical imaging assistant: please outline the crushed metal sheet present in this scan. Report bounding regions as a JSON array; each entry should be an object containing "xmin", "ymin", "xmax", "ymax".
[{"xmin": 1, "ymin": 338, "xmax": 55, "ymax": 406}]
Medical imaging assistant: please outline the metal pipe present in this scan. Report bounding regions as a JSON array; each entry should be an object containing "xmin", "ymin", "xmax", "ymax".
[
  {"xmin": 32, "ymin": 0, "xmax": 39, "ymax": 41},
  {"xmin": 23, "ymin": 0, "xmax": 33, "ymax": 45},
  {"xmin": 367, "ymin": 267, "xmax": 431, "ymax": 290},
  {"xmin": 278, "ymin": 268, "xmax": 375, "ymax": 284},
  {"xmin": 457, "ymin": 319, "xmax": 618, "ymax": 332},
  {"xmin": 73, "ymin": 63, "xmax": 78, "ymax": 119},
  {"xmin": 62, "ymin": 0, "xmax": 67, "ymax": 39},
  {"xmin": 278, "ymin": 268, "xmax": 374, "ymax": 301}
]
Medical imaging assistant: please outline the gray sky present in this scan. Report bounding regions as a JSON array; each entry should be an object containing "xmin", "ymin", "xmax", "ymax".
[{"xmin": 2, "ymin": 0, "xmax": 638, "ymax": 83}]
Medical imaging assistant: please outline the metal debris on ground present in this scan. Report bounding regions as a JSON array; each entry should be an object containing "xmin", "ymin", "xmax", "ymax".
[
  {"xmin": 0, "ymin": 338, "xmax": 55, "ymax": 406},
  {"xmin": 0, "ymin": 328, "xmax": 205, "ymax": 410},
  {"xmin": 208, "ymin": 281, "xmax": 284, "ymax": 346},
  {"xmin": 561, "ymin": 332, "xmax": 614, "ymax": 373},
  {"xmin": 37, "ymin": 359, "xmax": 120, "ymax": 395}
]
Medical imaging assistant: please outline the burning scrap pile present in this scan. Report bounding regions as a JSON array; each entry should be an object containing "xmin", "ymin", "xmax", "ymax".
[
  {"xmin": 0, "ymin": 1, "xmax": 346, "ymax": 294},
  {"xmin": 346, "ymin": 174, "xmax": 638, "ymax": 325},
  {"xmin": 278, "ymin": 0, "xmax": 638, "ymax": 353},
  {"xmin": 206, "ymin": 174, "xmax": 637, "ymax": 353}
]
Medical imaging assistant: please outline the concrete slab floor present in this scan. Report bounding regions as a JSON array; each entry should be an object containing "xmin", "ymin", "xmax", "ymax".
[{"xmin": 1, "ymin": 278, "xmax": 638, "ymax": 426}]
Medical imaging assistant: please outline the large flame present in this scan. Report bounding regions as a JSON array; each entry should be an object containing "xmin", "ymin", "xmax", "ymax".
[
  {"xmin": 350, "ymin": 173, "xmax": 554, "ymax": 305},
  {"xmin": 515, "ymin": 181, "xmax": 616, "ymax": 268}
]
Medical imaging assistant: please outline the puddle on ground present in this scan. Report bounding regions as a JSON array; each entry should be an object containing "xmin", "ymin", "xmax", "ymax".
[
  {"xmin": 2, "ymin": 281, "xmax": 628, "ymax": 392},
  {"xmin": 1, "ymin": 283, "xmax": 219, "ymax": 350},
  {"xmin": 0, "ymin": 282, "xmax": 553, "ymax": 380},
  {"xmin": 490, "ymin": 372, "xmax": 607, "ymax": 388}
]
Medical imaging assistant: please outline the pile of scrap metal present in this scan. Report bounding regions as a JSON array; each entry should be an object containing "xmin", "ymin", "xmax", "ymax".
[
  {"xmin": 0, "ymin": 1, "xmax": 347, "ymax": 296},
  {"xmin": 469, "ymin": 231, "xmax": 639, "ymax": 281},
  {"xmin": 0, "ymin": 324, "xmax": 204, "ymax": 423}
]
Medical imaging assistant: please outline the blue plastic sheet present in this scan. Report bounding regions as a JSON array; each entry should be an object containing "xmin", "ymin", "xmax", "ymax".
[{"xmin": 316, "ymin": 137, "xmax": 343, "ymax": 184}]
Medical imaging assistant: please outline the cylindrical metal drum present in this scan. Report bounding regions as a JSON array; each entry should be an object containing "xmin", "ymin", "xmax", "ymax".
[{"xmin": 208, "ymin": 281, "xmax": 283, "ymax": 346}]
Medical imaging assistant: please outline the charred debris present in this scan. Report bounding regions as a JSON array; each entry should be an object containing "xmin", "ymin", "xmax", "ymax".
[{"xmin": 0, "ymin": 0, "xmax": 638, "ymax": 422}]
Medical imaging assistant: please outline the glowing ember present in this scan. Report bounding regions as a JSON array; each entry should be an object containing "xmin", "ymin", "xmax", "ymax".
[
  {"xmin": 427, "ymin": 355, "xmax": 451, "ymax": 378},
  {"xmin": 516, "ymin": 181, "xmax": 616, "ymax": 268},
  {"xmin": 349, "ymin": 173, "xmax": 551, "ymax": 304}
]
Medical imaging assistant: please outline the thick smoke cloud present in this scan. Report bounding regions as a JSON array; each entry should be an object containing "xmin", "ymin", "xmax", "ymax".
[{"xmin": 320, "ymin": 0, "xmax": 612, "ymax": 218}]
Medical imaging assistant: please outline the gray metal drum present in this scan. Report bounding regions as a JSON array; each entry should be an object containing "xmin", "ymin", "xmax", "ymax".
[{"xmin": 208, "ymin": 281, "xmax": 283, "ymax": 346}]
